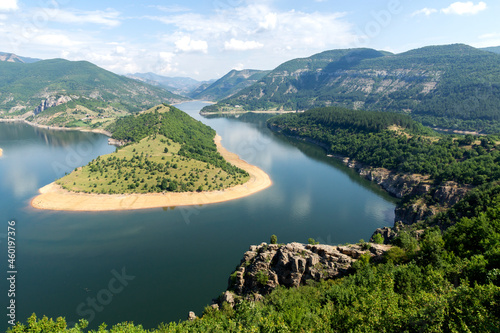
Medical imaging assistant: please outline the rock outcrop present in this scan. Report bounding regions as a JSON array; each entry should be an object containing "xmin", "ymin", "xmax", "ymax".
[
  {"xmin": 341, "ymin": 157, "xmax": 470, "ymax": 226},
  {"xmin": 220, "ymin": 242, "xmax": 391, "ymax": 305},
  {"xmin": 33, "ymin": 95, "xmax": 72, "ymax": 115}
]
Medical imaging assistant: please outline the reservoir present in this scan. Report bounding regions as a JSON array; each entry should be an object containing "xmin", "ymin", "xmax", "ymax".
[{"xmin": 0, "ymin": 102, "xmax": 396, "ymax": 331}]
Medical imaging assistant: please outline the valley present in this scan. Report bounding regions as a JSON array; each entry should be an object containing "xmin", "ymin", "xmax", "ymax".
[{"xmin": 2, "ymin": 43, "xmax": 500, "ymax": 332}]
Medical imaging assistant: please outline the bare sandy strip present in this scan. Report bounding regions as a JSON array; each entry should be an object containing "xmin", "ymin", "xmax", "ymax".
[
  {"xmin": 31, "ymin": 135, "xmax": 272, "ymax": 211},
  {"xmin": 0, "ymin": 148, "xmax": 3, "ymax": 157}
]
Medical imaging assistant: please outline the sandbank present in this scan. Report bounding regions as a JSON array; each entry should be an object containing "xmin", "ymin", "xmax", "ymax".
[
  {"xmin": 31, "ymin": 135, "xmax": 272, "ymax": 211},
  {"xmin": 0, "ymin": 148, "xmax": 3, "ymax": 157}
]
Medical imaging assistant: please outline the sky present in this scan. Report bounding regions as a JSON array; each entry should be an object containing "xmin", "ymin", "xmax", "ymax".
[{"xmin": 0, "ymin": 0, "xmax": 499, "ymax": 81}]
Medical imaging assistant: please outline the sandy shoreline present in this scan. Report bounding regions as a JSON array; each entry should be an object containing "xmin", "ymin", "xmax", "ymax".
[
  {"xmin": 31, "ymin": 135, "xmax": 272, "ymax": 211},
  {"xmin": 0, "ymin": 148, "xmax": 3, "ymax": 157}
]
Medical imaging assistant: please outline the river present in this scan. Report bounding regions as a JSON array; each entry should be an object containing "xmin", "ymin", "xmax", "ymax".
[{"xmin": 0, "ymin": 101, "xmax": 396, "ymax": 331}]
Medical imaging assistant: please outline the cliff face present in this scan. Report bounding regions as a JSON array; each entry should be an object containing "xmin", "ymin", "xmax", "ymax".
[
  {"xmin": 33, "ymin": 95, "xmax": 72, "ymax": 115},
  {"xmin": 219, "ymin": 242, "xmax": 391, "ymax": 305},
  {"xmin": 340, "ymin": 157, "xmax": 470, "ymax": 227}
]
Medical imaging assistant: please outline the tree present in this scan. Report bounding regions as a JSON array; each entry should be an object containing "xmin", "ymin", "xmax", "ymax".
[
  {"xmin": 308, "ymin": 238, "xmax": 319, "ymax": 245},
  {"xmin": 270, "ymin": 234, "xmax": 278, "ymax": 244}
]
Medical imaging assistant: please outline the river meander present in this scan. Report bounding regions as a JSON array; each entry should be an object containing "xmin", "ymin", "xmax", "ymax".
[{"xmin": 0, "ymin": 101, "xmax": 396, "ymax": 330}]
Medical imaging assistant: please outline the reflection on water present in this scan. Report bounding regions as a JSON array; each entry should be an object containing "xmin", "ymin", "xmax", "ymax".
[{"xmin": 0, "ymin": 102, "xmax": 397, "ymax": 331}]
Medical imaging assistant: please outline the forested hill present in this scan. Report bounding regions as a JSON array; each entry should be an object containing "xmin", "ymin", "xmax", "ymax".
[
  {"xmin": 56, "ymin": 104, "xmax": 248, "ymax": 194},
  {"xmin": 203, "ymin": 44, "xmax": 500, "ymax": 133},
  {"xmin": 0, "ymin": 58, "xmax": 186, "ymax": 128},
  {"xmin": 268, "ymin": 107, "xmax": 500, "ymax": 186},
  {"xmin": 190, "ymin": 69, "xmax": 270, "ymax": 101}
]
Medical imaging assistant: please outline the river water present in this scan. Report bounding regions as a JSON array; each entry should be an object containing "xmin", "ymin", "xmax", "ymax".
[{"xmin": 0, "ymin": 101, "xmax": 396, "ymax": 331}]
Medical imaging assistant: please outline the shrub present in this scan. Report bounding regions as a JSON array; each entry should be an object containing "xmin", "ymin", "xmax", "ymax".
[
  {"xmin": 373, "ymin": 233, "xmax": 384, "ymax": 244},
  {"xmin": 256, "ymin": 270, "xmax": 269, "ymax": 286},
  {"xmin": 270, "ymin": 234, "xmax": 278, "ymax": 244},
  {"xmin": 308, "ymin": 238, "xmax": 319, "ymax": 245}
]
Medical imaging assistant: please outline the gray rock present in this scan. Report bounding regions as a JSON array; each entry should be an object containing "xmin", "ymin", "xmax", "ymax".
[
  {"xmin": 187, "ymin": 311, "xmax": 196, "ymax": 321},
  {"xmin": 225, "ymin": 242, "xmax": 392, "ymax": 302}
]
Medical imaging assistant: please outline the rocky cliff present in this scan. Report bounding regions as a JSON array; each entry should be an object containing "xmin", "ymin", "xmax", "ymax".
[
  {"xmin": 33, "ymin": 95, "xmax": 72, "ymax": 115},
  {"xmin": 339, "ymin": 157, "xmax": 470, "ymax": 228},
  {"xmin": 217, "ymin": 242, "xmax": 391, "ymax": 306}
]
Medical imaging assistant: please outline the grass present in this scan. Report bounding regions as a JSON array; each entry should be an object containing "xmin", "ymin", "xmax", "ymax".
[
  {"xmin": 33, "ymin": 104, "xmax": 129, "ymax": 129},
  {"xmin": 57, "ymin": 135, "xmax": 250, "ymax": 194}
]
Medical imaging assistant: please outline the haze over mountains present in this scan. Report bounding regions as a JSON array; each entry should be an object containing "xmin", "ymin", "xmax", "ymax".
[
  {"xmin": 127, "ymin": 69, "xmax": 270, "ymax": 101},
  {"xmin": 125, "ymin": 73, "xmax": 214, "ymax": 96}
]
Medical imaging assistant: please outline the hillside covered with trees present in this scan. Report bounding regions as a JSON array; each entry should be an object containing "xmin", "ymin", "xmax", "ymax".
[
  {"xmin": 203, "ymin": 44, "xmax": 500, "ymax": 133},
  {"xmin": 0, "ymin": 58, "xmax": 186, "ymax": 129},
  {"xmin": 56, "ymin": 104, "xmax": 248, "ymax": 194},
  {"xmin": 269, "ymin": 107, "xmax": 500, "ymax": 186}
]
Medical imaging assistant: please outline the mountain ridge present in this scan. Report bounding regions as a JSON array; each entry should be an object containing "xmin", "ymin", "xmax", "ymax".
[
  {"xmin": 203, "ymin": 44, "xmax": 500, "ymax": 133},
  {"xmin": 190, "ymin": 69, "xmax": 271, "ymax": 101},
  {"xmin": 0, "ymin": 58, "xmax": 187, "ymax": 129},
  {"xmin": 0, "ymin": 51, "xmax": 41, "ymax": 63}
]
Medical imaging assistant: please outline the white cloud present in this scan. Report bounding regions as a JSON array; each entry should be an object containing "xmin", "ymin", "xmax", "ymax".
[
  {"xmin": 479, "ymin": 32, "xmax": 500, "ymax": 39},
  {"xmin": 148, "ymin": 4, "xmax": 353, "ymax": 53},
  {"xmin": 154, "ymin": 5, "xmax": 191, "ymax": 13},
  {"xmin": 411, "ymin": 8, "xmax": 438, "ymax": 16},
  {"xmin": 32, "ymin": 33, "xmax": 82, "ymax": 47},
  {"xmin": 175, "ymin": 36, "xmax": 208, "ymax": 53},
  {"xmin": 224, "ymin": 39, "xmax": 264, "ymax": 51},
  {"xmin": 233, "ymin": 63, "xmax": 245, "ymax": 70},
  {"xmin": 473, "ymin": 32, "xmax": 500, "ymax": 48},
  {"xmin": 0, "ymin": 0, "xmax": 18, "ymax": 11},
  {"xmin": 259, "ymin": 12, "xmax": 278, "ymax": 30},
  {"xmin": 441, "ymin": 1, "xmax": 487, "ymax": 15},
  {"xmin": 42, "ymin": 8, "xmax": 121, "ymax": 27}
]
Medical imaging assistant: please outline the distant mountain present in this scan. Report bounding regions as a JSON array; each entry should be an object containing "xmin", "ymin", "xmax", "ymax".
[
  {"xmin": 0, "ymin": 58, "xmax": 187, "ymax": 129},
  {"xmin": 190, "ymin": 69, "xmax": 271, "ymax": 101},
  {"xmin": 203, "ymin": 44, "xmax": 500, "ymax": 133},
  {"xmin": 126, "ymin": 72, "xmax": 210, "ymax": 96},
  {"xmin": 0, "ymin": 52, "xmax": 41, "ymax": 63},
  {"xmin": 481, "ymin": 46, "xmax": 500, "ymax": 54}
]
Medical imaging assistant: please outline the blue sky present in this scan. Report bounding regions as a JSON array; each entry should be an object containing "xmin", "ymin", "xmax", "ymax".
[{"xmin": 0, "ymin": 0, "xmax": 498, "ymax": 80}]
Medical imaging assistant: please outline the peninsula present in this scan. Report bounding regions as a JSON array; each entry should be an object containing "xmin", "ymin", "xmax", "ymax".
[{"xmin": 31, "ymin": 104, "xmax": 271, "ymax": 211}]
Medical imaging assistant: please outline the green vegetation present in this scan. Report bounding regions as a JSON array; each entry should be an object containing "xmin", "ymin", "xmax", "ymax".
[
  {"xmin": 270, "ymin": 234, "xmax": 278, "ymax": 244},
  {"xmin": 269, "ymin": 106, "xmax": 500, "ymax": 186},
  {"xmin": 372, "ymin": 233, "xmax": 384, "ymax": 244},
  {"xmin": 0, "ymin": 58, "xmax": 185, "ymax": 128},
  {"xmin": 204, "ymin": 44, "xmax": 500, "ymax": 133},
  {"xmin": 11, "ymin": 105, "xmax": 500, "ymax": 332},
  {"xmin": 307, "ymin": 238, "xmax": 319, "ymax": 245},
  {"xmin": 57, "ymin": 104, "xmax": 248, "ymax": 194},
  {"xmin": 10, "ymin": 189, "xmax": 500, "ymax": 331}
]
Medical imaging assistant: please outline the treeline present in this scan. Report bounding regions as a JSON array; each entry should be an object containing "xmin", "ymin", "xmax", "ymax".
[
  {"xmin": 10, "ymin": 183, "xmax": 500, "ymax": 331},
  {"xmin": 269, "ymin": 107, "xmax": 500, "ymax": 185}
]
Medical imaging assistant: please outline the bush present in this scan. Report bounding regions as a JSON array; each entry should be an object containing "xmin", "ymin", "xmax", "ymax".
[
  {"xmin": 373, "ymin": 233, "xmax": 384, "ymax": 244},
  {"xmin": 308, "ymin": 238, "xmax": 319, "ymax": 245},
  {"xmin": 270, "ymin": 234, "xmax": 278, "ymax": 244},
  {"xmin": 256, "ymin": 270, "xmax": 269, "ymax": 286}
]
